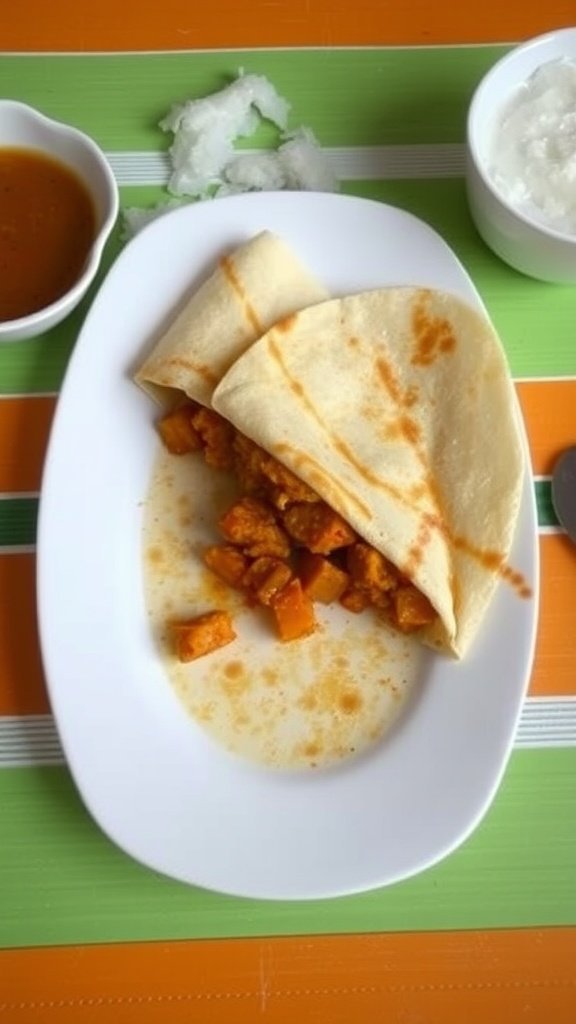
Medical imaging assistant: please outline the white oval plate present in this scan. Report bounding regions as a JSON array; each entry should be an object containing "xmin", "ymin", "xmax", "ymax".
[{"xmin": 37, "ymin": 192, "xmax": 538, "ymax": 899}]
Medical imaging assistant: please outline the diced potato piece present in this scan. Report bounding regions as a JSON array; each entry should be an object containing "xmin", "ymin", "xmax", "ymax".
[
  {"xmin": 157, "ymin": 403, "xmax": 201, "ymax": 455},
  {"xmin": 219, "ymin": 496, "xmax": 290, "ymax": 558},
  {"xmin": 259, "ymin": 452, "xmax": 320, "ymax": 506},
  {"xmin": 203, "ymin": 545, "xmax": 249, "ymax": 588},
  {"xmin": 271, "ymin": 578, "xmax": 317, "ymax": 641},
  {"xmin": 347, "ymin": 542, "xmax": 398, "ymax": 594},
  {"xmin": 170, "ymin": 610, "xmax": 236, "ymax": 662},
  {"xmin": 340, "ymin": 586, "xmax": 372, "ymax": 614},
  {"xmin": 232, "ymin": 433, "xmax": 268, "ymax": 493},
  {"xmin": 242, "ymin": 556, "xmax": 293, "ymax": 606},
  {"xmin": 392, "ymin": 585, "xmax": 437, "ymax": 631},
  {"xmin": 299, "ymin": 552, "xmax": 349, "ymax": 604},
  {"xmin": 191, "ymin": 407, "xmax": 235, "ymax": 470},
  {"xmin": 283, "ymin": 501, "xmax": 356, "ymax": 554},
  {"xmin": 232, "ymin": 433, "xmax": 319, "ymax": 507}
]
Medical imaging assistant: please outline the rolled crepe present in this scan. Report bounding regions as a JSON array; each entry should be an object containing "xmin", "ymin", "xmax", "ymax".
[
  {"xmin": 212, "ymin": 287, "xmax": 525, "ymax": 658},
  {"xmin": 135, "ymin": 230, "xmax": 329, "ymax": 408}
]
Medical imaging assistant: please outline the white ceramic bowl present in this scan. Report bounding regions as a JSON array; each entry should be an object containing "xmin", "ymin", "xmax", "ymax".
[
  {"xmin": 466, "ymin": 27, "xmax": 576, "ymax": 283},
  {"xmin": 0, "ymin": 101, "xmax": 118, "ymax": 341}
]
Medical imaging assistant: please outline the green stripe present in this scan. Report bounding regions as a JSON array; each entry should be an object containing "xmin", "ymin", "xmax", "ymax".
[
  {"xmin": 0, "ymin": 498, "xmax": 38, "ymax": 546},
  {"xmin": 1, "ymin": 749, "xmax": 574, "ymax": 947},
  {"xmin": 535, "ymin": 478, "xmax": 558, "ymax": 528},
  {"xmin": 0, "ymin": 484, "xmax": 559, "ymax": 548},
  {"xmin": 0, "ymin": 48, "xmax": 509, "ymax": 149}
]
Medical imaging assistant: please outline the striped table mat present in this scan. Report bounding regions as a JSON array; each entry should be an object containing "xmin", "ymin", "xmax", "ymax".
[{"xmin": 1, "ymin": 41, "xmax": 575, "ymax": 1023}]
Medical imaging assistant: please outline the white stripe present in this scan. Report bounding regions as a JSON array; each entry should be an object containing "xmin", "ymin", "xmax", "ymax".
[
  {"xmin": 515, "ymin": 375, "xmax": 576, "ymax": 383},
  {"xmin": 538, "ymin": 525, "xmax": 565, "ymax": 536},
  {"xmin": 0, "ymin": 392, "xmax": 58, "ymax": 400},
  {"xmin": 1, "ymin": 699, "xmax": 576, "ymax": 766},
  {"xmin": 0, "ymin": 44, "xmax": 515, "ymax": 58},
  {"xmin": 0, "ymin": 715, "xmax": 64, "ymax": 766},
  {"xmin": 0, "ymin": 491, "xmax": 39, "ymax": 500},
  {"xmin": 107, "ymin": 144, "xmax": 466, "ymax": 185}
]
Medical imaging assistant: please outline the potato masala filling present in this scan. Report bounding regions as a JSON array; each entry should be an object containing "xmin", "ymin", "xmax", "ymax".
[{"xmin": 157, "ymin": 401, "xmax": 438, "ymax": 661}]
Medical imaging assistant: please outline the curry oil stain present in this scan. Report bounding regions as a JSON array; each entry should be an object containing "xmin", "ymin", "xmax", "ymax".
[
  {"xmin": 262, "ymin": 667, "xmax": 279, "ymax": 687},
  {"xmin": 141, "ymin": 445, "xmax": 424, "ymax": 772},
  {"xmin": 339, "ymin": 690, "xmax": 363, "ymax": 715},
  {"xmin": 224, "ymin": 660, "xmax": 244, "ymax": 679},
  {"xmin": 222, "ymin": 673, "xmax": 251, "ymax": 699},
  {"xmin": 220, "ymin": 254, "xmax": 263, "ymax": 335},
  {"xmin": 146, "ymin": 545, "xmax": 164, "ymax": 566}
]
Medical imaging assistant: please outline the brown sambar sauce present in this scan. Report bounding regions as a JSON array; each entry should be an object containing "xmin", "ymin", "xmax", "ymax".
[{"xmin": 0, "ymin": 147, "xmax": 96, "ymax": 321}]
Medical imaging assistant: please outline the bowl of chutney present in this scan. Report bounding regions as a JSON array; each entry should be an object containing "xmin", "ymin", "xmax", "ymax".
[{"xmin": 0, "ymin": 100, "xmax": 118, "ymax": 341}]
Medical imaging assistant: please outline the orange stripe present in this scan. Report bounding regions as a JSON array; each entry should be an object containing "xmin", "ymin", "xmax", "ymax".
[
  {"xmin": 531, "ymin": 532, "xmax": 576, "ymax": 697},
  {"xmin": 0, "ymin": 533, "xmax": 572, "ymax": 717},
  {"xmin": 516, "ymin": 380, "xmax": 576, "ymax": 477},
  {"xmin": 0, "ymin": 554, "xmax": 49, "ymax": 715},
  {"xmin": 2, "ymin": 0, "xmax": 572, "ymax": 51},
  {"xmin": 0, "ymin": 397, "xmax": 55, "ymax": 494},
  {"xmin": 0, "ymin": 929, "xmax": 574, "ymax": 1023}
]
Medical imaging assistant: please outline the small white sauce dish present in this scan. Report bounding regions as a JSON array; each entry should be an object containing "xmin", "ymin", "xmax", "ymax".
[
  {"xmin": 466, "ymin": 26, "xmax": 576, "ymax": 283},
  {"xmin": 0, "ymin": 101, "xmax": 118, "ymax": 341}
]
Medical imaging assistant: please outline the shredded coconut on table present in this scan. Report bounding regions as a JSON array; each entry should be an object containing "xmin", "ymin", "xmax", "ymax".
[{"xmin": 122, "ymin": 72, "xmax": 338, "ymax": 239}]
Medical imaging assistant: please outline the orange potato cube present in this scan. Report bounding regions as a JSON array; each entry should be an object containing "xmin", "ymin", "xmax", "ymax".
[
  {"xmin": 157, "ymin": 403, "xmax": 202, "ymax": 455},
  {"xmin": 392, "ymin": 586, "xmax": 437, "ymax": 631},
  {"xmin": 299, "ymin": 552, "xmax": 349, "ymax": 604},
  {"xmin": 339, "ymin": 586, "xmax": 372, "ymax": 614},
  {"xmin": 219, "ymin": 496, "xmax": 290, "ymax": 559},
  {"xmin": 271, "ymin": 578, "xmax": 317, "ymax": 641},
  {"xmin": 170, "ymin": 610, "xmax": 236, "ymax": 662},
  {"xmin": 191, "ymin": 407, "xmax": 235, "ymax": 470},
  {"xmin": 346, "ymin": 542, "xmax": 398, "ymax": 594},
  {"xmin": 232, "ymin": 432, "xmax": 268, "ymax": 494},
  {"xmin": 258, "ymin": 452, "xmax": 320, "ymax": 506},
  {"xmin": 242, "ymin": 557, "xmax": 293, "ymax": 606},
  {"xmin": 283, "ymin": 501, "xmax": 356, "ymax": 554},
  {"xmin": 203, "ymin": 545, "xmax": 249, "ymax": 588}
]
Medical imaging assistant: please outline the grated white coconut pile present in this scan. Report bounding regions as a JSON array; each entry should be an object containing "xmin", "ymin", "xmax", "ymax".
[{"xmin": 122, "ymin": 72, "xmax": 338, "ymax": 239}]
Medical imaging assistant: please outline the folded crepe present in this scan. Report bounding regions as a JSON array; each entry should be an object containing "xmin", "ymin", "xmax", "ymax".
[
  {"xmin": 212, "ymin": 287, "xmax": 525, "ymax": 658},
  {"xmin": 135, "ymin": 230, "xmax": 329, "ymax": 408}
]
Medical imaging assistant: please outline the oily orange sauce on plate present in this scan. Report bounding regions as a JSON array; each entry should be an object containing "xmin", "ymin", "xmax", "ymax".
[{"xmin": 0, "ymin": 147, "xmax": 96, "ymax": 321}]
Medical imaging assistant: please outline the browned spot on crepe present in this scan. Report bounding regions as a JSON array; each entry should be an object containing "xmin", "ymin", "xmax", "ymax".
[
  {"xmin": 275, "ymin": 312, "xmax": 299, "ymax": 334},
  {"xmin": 452, "ymin": 535, "xmax": 532, "ymax": 597},
  {"xmin": 164, "ymin": 355, "xmax": 218, "ymax": 387},
  {"xmin": 220, "ymin": 254, "xmax": 263, "ymax": 335},
  {"xmin": 411, "ymin": 293, "xmax": 457, "ymax": 367},
  {"xmin": 377, "ymin": 356, "xmax": 420, "ymax": 408}
]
